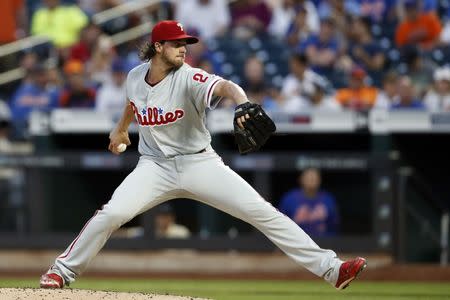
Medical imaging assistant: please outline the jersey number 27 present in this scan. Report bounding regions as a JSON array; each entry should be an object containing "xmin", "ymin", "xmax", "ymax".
[{"xmin": 193, "ymin": 73, "xmax": 208, "ymax": 83}]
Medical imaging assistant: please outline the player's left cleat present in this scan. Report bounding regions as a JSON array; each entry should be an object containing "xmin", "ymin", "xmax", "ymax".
[
  {"xmin": 335, "ymin": 257, "xmax": 367, "ymax": 290},
  {"xmin": 40, "ymin": 273, "xmax": 64, "ymax": 289}
]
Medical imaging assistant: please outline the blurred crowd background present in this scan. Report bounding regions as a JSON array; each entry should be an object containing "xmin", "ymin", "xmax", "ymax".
[{"xmin": 0, "ymin": 0, "xmax": 450, "ymax": 140}]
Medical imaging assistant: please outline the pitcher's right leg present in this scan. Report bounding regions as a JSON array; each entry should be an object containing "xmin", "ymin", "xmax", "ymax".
[
  {"xmin": 41, "ymin": 157, "xmax": 176, "ymax": 287},
  {"xmin": 181, "ymin": 156, "xmax": 350, "ymax": 287}
]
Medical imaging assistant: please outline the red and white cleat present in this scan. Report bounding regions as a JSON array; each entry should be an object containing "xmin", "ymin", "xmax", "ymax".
[
  {"xmin": 40, "ymin": 273, "xmax": 64, "ymax": 289},
  {"xmin": 335, "ymin": 257, "xmax": 367, "ymax": 290}
]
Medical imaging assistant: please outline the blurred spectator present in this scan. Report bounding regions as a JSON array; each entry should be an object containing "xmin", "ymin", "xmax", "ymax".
[
  {"xmin": 399, "ymin": 45, "xmax": 435, "ymax": 97},
  {"xmin": 0, "ymin": 0, "xmax": 26, "ymax": 44},
  {"xmin": 19, "ymin": 52, "xmax": 39, "ymax": 74},
  {"xmin": 77, "ymin": 0, "xmax": 99, "ymax": 16},
  {"xmin": 441, "ymin": 20, "xmax": 450, "ymax": 44},
  {"xmin": 230, "ymin": 0, "xmax": 272, "ymax": 40},
  {"xmin": 0, "ymin": 0, "xmax": 27, "ymax": 73},
  {"xmin": 79, "ymin": 0, "xmax": 144, "ymax": 34},
  {"xmin": 112, "ymin": 203, "xmax": 191, "ymax": 239},
  {"xmin": 69, "ymin": 22, "xmax": 103, "ymax": 63},
  {"xmin": 59, "ymin": 59, "xmax": 96, "ymax": 108},
  {"xmin": 358, "ymin": 0, "xmax": 391, "ymax": 22},
  {"xmin": 285, "ymin": 3, "xmax": 319, "ymax": 47},
  {"xmin": 185, "ymin": 37, "xmax": 222, "ymax": 75},
  {"xmin": 270, "ymin": 0, "xmax": 319, "ymax": 42},
  {"xmin": 0, "ymin": 101, "xmax": 13, "ymax": 230},
  {"xmin": 31, "ymin": 0, "xmax": 88, "ymax": 48},
  {"xmin": 87, "ymin": 35, "xmax": 116, "ymax": 85},
  {"xmin": 117, "ymin": 38, "xmax": 143, "ymax": 71},
  {"xmin": 9, "ymin": 64, "xmax": 59, "ymax": 137},
  {"xmin": 240, "ymin": 55, "xmax": 274, "ymax": 106},
  {"xmin": 294, "ymin": 78, "xmax": 341, "ymax": 112},
  {"xmin": 441, "ymin": 4, "xmax": 450, "ymax": 44},
  {"xmin": 280, "ymin": 53, "xmax": 329, "ymax": 106},
  {"xmin": 298, "ymin": 18, "xmax": 340, "ymax": 77},
  {"xmin": 390, "ymin": 76, "xmax": 425, "ymax": 109},
  {"xmin": 373, "ymin": 71, "xmax": 399, "ymax": 110},
  {"xmin": 278, "ymin": 168, "xmax": 339, "ymax": 237},
  {"xmin": 396, "ymin": 0, "xmax": 439, "ymax": 20},
  {"xmin": 344, "ymin": 17, "xmax": 385, "ymax": 82},
  {"xmin": 155, "ymin": 203, "xmax": 191, "ymax": 239},
  {"xmin": 318, "ymin": 0, "xmax": 360, "ymax": 17},
  {"xmin": 95, "ymin": 58, "xmax": 127, "ymax": 116},
  {"xmin": 382, "ymin": 0, "xmax": 400, "ymax": 31},
  {"xmin": 0, "ymin": 99, "xmax": 31, "ymax": 151},
  {"xmin": 0, "ymin": 100, "xmax": 31, "ymax": 231},
  {"xmin": 46, "ymin": 64, "xmax": 64, "ymax": 90},
  {"xmin": 197, "ymin": 58, "xmax": 214, "ymax": 74},
  {"xmin": 282, "ymin": 77, "xmax": 341, "ymax": 113},
  {"xmin": 421, "ymin": 0, "xmax": 438, "ymax": 12},
  {"xmin": 317, "ymin": 0, "xmax": 356, "ymax": 35},
  {"xmin": 424, "ymin": 67, "xmax": 450, "ymax": 112},
  {"xmin": 261, "ymin": 92, "xmax": 291, "ymax": 111},
  {"xmin": 0, "ymin": 101, "xmax": 12, "ymax": 151},
  {"xmin": 78, "ymin": 0, "xmax": 123, "ymax": 16},
  {"xmin": 174, "ymin": 0, "xmax": 230, "ymax": 40},
  {"xmin": 395, "ymin": 0, "xmax": 442, "ymax": 50},
  {"xmin": 335, "ymin": 67, "xmax": 378, "ymax": 111}
]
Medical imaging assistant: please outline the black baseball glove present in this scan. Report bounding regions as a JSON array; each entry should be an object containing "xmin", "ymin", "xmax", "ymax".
[{"xmin": 233, "ymin": 102, "xmax": 276, "ymax": 154}]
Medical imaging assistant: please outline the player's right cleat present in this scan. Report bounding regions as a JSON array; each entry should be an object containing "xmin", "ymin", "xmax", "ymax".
[
  {"xmin": 335, "ymin": 257, "xmax": 367, "ymax": 290},
  {"xmin": 40, "ymin": 273, "xmax": 64, "ymax": 289}
]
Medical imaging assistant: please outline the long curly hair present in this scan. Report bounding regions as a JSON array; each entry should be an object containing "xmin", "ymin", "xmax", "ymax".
[
  {"xmin": 138, "ymin": 41, "xmax": 166, "ymax": 61},
  {"xmin": 138, "ymin": 41, "xmax": 156, "ymax": 61}
]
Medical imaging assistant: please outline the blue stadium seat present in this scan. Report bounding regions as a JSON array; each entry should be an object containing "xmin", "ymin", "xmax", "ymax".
[
  {"xmin": 371, "ymin": 24, "xmax": 382, "ymax": 39},
  {"xmin": 248, "ymin": 37, "xmax": 263, "ymax": 51},
  {"xmin": 270, "ymin": 74, "xmax": 284, "ymax": 89},
  {"xmin": 264, "ymin": 62, "xmax": 278, "ymax": 76},
  {"xmin": 221, "ymin": 63, "xmax": 234, "ymax": 77},
  {"xmin": 379, "ymin": 37, "xmax": 391, "ymax": 50},
  {"xmin": 388, "ymin": 49, "xmax": 401, "ymax": 62}
]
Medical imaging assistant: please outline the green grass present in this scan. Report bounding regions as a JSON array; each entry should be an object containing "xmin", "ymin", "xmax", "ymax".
[{"xmin": 1, "ymin": 278, "xmax": 450, "ymax": 300}]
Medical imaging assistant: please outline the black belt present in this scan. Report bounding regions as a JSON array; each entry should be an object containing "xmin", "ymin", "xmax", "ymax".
[{"xmin": 196, "ymin": 148, "xmax": 206, "ymax": 153}]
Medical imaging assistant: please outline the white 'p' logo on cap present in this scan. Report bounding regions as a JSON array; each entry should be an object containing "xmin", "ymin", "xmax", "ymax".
[{"xmin": 177, "ymin": 23, "xmax": 184, "ymax": 31}]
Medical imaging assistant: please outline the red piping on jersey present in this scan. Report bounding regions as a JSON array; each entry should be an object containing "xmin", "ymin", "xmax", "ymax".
[
  {"xmin": 206, "ymin": 79, "xmax": 221, "ymax": 106},
  {"xmin": 58, "ymin": 210, "xmax": 99, "ymax": 259}
]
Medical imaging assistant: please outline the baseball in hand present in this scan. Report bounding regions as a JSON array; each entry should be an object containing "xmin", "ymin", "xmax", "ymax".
[{"xmin": 116, "ymin": 143, "xmax": 127, "ymax": 153}]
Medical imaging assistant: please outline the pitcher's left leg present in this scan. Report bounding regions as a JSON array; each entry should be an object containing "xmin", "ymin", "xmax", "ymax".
[{"xmin": 182, "ymin": 156, "xmax": 344, "ymax": 286}]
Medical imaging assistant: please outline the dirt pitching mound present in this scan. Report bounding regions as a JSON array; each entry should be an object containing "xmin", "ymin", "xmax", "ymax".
[{"xmin": 0, "ymin": 288, "xmax": 209, "ymax": 300}]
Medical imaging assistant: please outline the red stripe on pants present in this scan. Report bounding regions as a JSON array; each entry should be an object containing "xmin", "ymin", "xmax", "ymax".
[{"xmin": 58, "ymin": 210, "xmax": 99, "ymax": 259}]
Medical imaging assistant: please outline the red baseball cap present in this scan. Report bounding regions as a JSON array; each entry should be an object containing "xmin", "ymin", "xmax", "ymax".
[{"xmin": 151, "ymin": 20, "xmax": 198, "ymax": 44}]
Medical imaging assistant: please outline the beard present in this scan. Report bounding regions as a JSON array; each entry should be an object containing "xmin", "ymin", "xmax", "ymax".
[{"xmin": 161, "ymin": 51, "xmax": 184, "ymax": 69}]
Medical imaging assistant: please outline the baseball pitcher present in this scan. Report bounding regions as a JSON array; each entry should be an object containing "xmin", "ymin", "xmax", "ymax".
[{"xmin": 40, "ymin": 20, "xmax": 366, "ymax": 290}]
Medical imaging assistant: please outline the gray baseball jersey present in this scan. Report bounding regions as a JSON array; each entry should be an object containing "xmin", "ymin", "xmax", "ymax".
[{"xmin": 126, "ymin": 62, "xmax": 223, "ymax": 158}]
